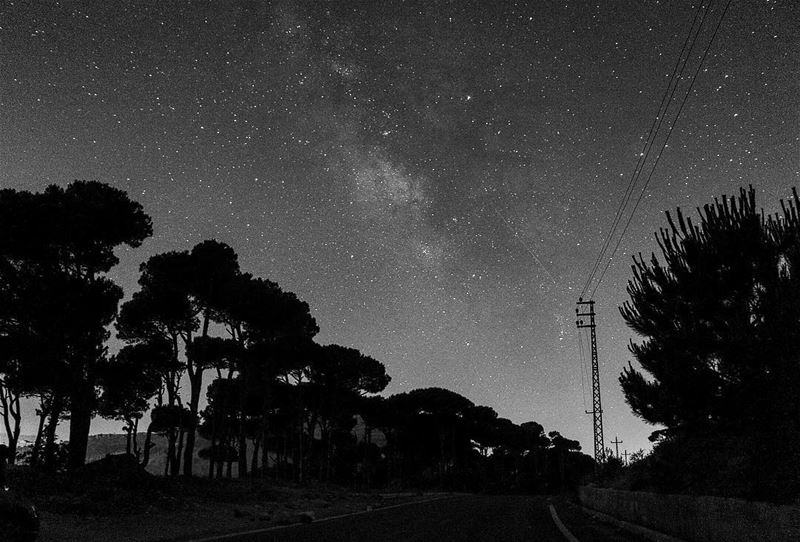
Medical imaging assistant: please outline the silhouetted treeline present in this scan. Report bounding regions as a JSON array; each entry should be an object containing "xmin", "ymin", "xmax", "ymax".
[
  {"xmin": 617, "ymin": 186, "xmax": 800, "ymax": 503},
  {"xmin": 198, "ymin": 382, "xmax": 593, "ymax": 492},
  {"xmin": 0, "ymin": 181, "xmax": 592, "ymax": 493},
  {"xmin": 0, "ymin": 182, "xmax": 151, "ymax": 471}
]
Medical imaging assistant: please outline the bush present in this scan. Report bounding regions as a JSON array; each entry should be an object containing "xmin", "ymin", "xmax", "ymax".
[{"xmin": 598, "ymin": 425, "xmax": 800, "ymax": 504}]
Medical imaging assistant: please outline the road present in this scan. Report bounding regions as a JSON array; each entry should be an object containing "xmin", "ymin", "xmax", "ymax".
[{"xmin": 196, "ymin": 495, "xmax": 641, "ymax": 542}]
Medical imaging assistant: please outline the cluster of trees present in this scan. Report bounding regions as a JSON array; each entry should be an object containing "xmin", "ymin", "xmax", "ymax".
[
  {"xmin": 0, "ymin": 182, "xmax": 151, "ymax": 470},
  {"xmin": 111, "ymin": 238, "xmax": 323, "ymax": 478},
  {"xmin": 195, "ymin": 381, "xmax": 593, "ymax": 492},
  {"xmin": 350, "ymin": 390, "xmax": 593, "ymax": 492},
  {"xmin": 0, "ymin": 181, "xmax": 591, "ymax": 492},
  {"xmin": 618, "ymin": 186, "xmax": 800, "ymax": 502}
]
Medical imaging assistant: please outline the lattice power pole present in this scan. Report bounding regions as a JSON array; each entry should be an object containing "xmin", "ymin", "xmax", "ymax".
[{"xmin": 576, "ymin": 299, "xmax": 605, "ymax": 463}]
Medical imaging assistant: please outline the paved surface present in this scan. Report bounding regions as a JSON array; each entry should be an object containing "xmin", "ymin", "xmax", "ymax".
[{"xmin": 204, "ymin": 495, "xmax": 642, "ymax": 542}]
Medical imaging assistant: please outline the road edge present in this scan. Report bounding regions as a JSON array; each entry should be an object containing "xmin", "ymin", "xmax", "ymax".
[
  {"xmin": 180, "ymin": 494, "xmax": 464, "ymax": 542},
  {"xmin": 577, "ymin": 504, "xmax": 688, "ymax": 542},
  {"xmin": 548, "ymin": 504, "xmax": 581, "ymax": 542}
]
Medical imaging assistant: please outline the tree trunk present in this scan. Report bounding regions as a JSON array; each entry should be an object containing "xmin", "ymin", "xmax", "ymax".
[
  {"xmin": 0, "ymin": 384, "xmax": 17, "ymax": 464},
  {"xmin": 43, "ymin": 392, "xmax": 64, "ymax": 471},
  {"xmin": 208, "ymin": 434, "xmax": 216, "ymax": 479},
  {"xmin": 165, "ymin": 428, "xmax": 175, "ymax": 476},
  {"xmin": 385, "ymin": 432, "xmax": 394, "ymax": 486},
  {"xmin": 260, "ymin": 418, "xmax": 269, "ymax": 478},
  {"xmin": 258, "ymin": 392, "xmax": 271, "ymax": 479},
  {"xmin": 9, "ymin": 392, "xmax": 19, "ymax": 465},
  {"xmin": 175, "ymin": 427, "xmax": 185, "ymax": 476},
  {"xmin": 364, "ymin": 422, "xmax": 372, "ymax": 489},
  {"xmin": 237, "ymin": 377, "xmax": 248, "ymax": 478},
  {"xmin": 183, "ymin": 366, "xmax": 203, "ymax": 477},
  {"xmin": 318, "ymin": 426, "xmax": 326, "ymax": 481},
  {"xmin": 297, "ymin": 419, "xmax": 304, "ymax": 483},
  {"xmin": 163, "ymin": 446, "xmax": 170, "ymax": 476},
  {"xmin": 132, "ymin": 418, "xmax": 140, "ymax": 460},
  {"xmin": 208, "ymin": 405, "xmax": 221, "ymax": 479},
  {"xmin": 251, "ymin": 437, "xmax": 260, "ymax": 475},
  {"xmin": 30, "ymin": 402, "xmax": 48, "ymax": 468},
  {"xmin": 326, "ymin": 432, "xmax": 334, "ymax": 482},
  {"xmin": 225, "ymin": 444, "xmax": 233, "ymax": 478},
  {"xmin": 0, "ymin": 385, "xmax": 21, "ymax": 465},
  {"xmin": 140, "ymin": 423, "xmax": 154, "ymax": 468},
  {"xmin": 67, "ymin": 377, "xmax": 95, "ymax": 471},
  {"xmin": 183, "ymin": 321, "xmax": 211, "ymax": 477},
  {"xmin": 237, "ymin": 428, "xmax": 248, "ymax": 478},
  {"xmin": 438, "ymin": 431, "xmax": 446, "ymax": 486},
  {"xmin": 282, "ymin": 432, "xmax": 289, "ymax": 480}
]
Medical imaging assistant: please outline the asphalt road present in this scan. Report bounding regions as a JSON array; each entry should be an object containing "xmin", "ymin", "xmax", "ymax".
[{"xmin": 201, "ymin": 495, "xmax": 641, "ymax": 542}]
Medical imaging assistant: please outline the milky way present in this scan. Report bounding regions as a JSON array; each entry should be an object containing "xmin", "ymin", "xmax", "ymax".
[{"xmin": 1, "ymin": 0, "xmax": 797, "ymax": 454}]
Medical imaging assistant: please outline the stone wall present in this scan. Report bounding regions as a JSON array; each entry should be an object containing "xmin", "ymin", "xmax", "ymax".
[{"xmin": 578, "ymin": 486, "xmax": 800, "ymax": 542}]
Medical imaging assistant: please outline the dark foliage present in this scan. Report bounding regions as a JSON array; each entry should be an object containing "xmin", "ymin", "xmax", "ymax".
[
  {"xmin": 0, "ymin": 181, "xmax": 152, "ymax": 471},
  {"xmin": 618, "ymin": 186, "xmax": 800, "ymax": 502},
  {"xmin": 0, "ymin": 180, "xmax": 591, "ymax": 496}
]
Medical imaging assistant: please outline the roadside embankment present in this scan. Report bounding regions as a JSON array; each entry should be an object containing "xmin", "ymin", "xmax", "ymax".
[
  {"xmin": 578, "ymin": 486, "xmax": 800, "ymax": 542},
  {"xmin": 7, "ymin": 461, "xmax": 436, "ymax": 542}
]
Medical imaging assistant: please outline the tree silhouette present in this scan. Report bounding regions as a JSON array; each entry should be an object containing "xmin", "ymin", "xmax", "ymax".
[
  {"xmin": 619, "ymin": 187, "xmax": 785, "ymax": 432},
  {"xmin": 304, "ymin": 344, "xmax": 390, "ymax": 481},
  {"xmin": 147, "ymin": 404, "xmax": 194, "ymax": 474},
  {"xmin": 391, "ymin": 387, "xmax": 475, "ymax": 486},
  {"xmin": 97, "ymin": 341, "xmax": 175, "ymax": 458},
  {"xmin": 117, "ymin": 251, "xmax": 196, "ymax": 474},
  {"xmin": 118, "ymin": 241, "xmax": 240, "ymax": 475},
  {"xmin": 199, "ymin": 377, "xmax": 242, "ymax": 478},
  {"xmin": 618, "ymin": 186, "xmax": 800, "ymax": 501},
  {"xmin": 0, "ymin": 374, "xmax": 21, "ymax": 464},
  {"xmin": 0, "ymin": 182, "xmax": 598, "ymax": 495},
  {"xmin": 0, "ymin": 181, "xmax": 152, "ymax": 470},
  {"xmin": 217, "ymin": 273, "xmax": 319, "ymax": 478},
  {"xmin": 182, "ymin": 241, "xmax": 240, "ymax": 476},
  {"xmin": 464, "ymin": 405, "xmax": 499, "ymax": 457}
]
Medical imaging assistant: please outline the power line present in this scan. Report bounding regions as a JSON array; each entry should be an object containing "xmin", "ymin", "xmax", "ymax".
[
  {"xmin": 580, "ymin": 1, "xmax": 709, "ymax": 298},
  {"xmin": 589, "ymin": 0, "xmax": 733, "ymax": 298},
  {"xmin": 587, "ymin": 2, "xmax": 713, "ymax": 295},
  {"xmin": 579, "ymin": 1, "xmax": 710, "ymax": 300},
  {"xmin": 573, "ymin": 1, "xmax": 732, "ymax": 463}
]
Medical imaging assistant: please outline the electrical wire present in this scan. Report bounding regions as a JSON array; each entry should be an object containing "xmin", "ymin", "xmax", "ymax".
[
  {"xmin": 589, "ymin": 0, "xmax": 733, "ymax": 299},
  {"xmin": 579, "ymin": 1, "xmax": 711, "ymax": 300}
]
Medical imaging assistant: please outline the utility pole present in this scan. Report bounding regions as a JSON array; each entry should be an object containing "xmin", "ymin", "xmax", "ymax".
[
  {"xmin": 576, "ymin": 298, "xmax": 605, "ymax": 463},
  {"xmin": 611, "ymin": 436, "xmax": 623, "ymax": 460},
  {"xmin": 622, "ymin": 449, "xmax": 629, "ymax": 465}
]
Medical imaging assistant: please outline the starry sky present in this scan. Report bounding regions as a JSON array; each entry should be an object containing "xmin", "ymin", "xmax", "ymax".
[{"xmin": 1, "ymin": 0, "xmax": 798, "ymax": 455}]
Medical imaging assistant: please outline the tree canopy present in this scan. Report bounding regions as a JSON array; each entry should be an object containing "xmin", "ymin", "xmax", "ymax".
[
  {"xmin": 620, "ymin": 186, "xmax": 800, "ymax": 433},
  {"xmin": 618, "ymin": 186, "xmax": 800, "ymax": 502},
  {"xmin": 0, "ymin": 179, "xmax": 591, "ymax": 494},
  {"xmin": 0, "ymin": 181, "xmax": 152, "ymax": 469}
]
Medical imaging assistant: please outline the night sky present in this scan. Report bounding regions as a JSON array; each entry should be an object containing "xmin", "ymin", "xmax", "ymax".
[{"xmin": 1, "ymin": 0, "xmax": 798, "ymax": 455}]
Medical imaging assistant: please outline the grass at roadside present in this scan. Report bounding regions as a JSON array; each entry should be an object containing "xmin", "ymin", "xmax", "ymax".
[{"xmin": 7, "ymin": 457, "xmax": 432, "ymax": 542}]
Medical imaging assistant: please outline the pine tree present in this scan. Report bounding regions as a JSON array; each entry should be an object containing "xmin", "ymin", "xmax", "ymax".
[{"xmin": 619, "ymin": 186, "xmax": 787, "ymax": 434}]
